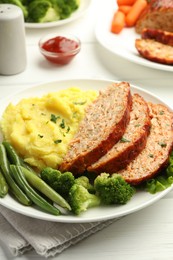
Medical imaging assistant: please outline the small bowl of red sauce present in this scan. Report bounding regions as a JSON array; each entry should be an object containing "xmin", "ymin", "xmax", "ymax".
[{"xmin": 39, "ymin": 33, "xmax": 81, "ymax": 65}]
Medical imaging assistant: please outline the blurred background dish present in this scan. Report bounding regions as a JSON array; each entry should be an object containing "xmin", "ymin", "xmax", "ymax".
[
  {"xmin": 95, "ymin": 0, "xmax": 173, "ymax": 72},
  {"xmin": 25, "ymin": 0, "xmax": 92, "ymax": 28},
  {"xmin": 39, "ymin": 33, "xmax": 81, "ymax": 65}
]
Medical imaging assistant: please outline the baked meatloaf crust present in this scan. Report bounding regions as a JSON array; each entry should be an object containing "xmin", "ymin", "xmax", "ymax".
[
  {"xmin": 87, "ymin": 94, "xmax": 151, "ymax": 174},
  {"xmin": 135, "ymin": 0, "xmax": 173, "ymax": 34},
  {"xmin": 117, "ymin": 103, "xmax": 173, "ymax": 185},
  {"xmin": 135, "ymin": 38, "xmax": 173, "ymax": 65},
  {"xmin": 59, "ymin": 82, "xmax": 132, "ymax": 174},
  {"xmin": 141, "ymin": 28, "xmax": 173, "ymax": 46}
]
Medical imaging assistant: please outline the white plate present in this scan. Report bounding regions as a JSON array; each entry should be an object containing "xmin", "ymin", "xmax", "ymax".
[
  {"xmin": 95, "ymin": 0, "xmax": 173, "ymax": 72},
  {"xmin": 25, "ymin": 0, "xmax": 92, "ymax": 29},
  {"xmin": 0, "ymin": 78, "xmax": 172, "ymax": 223}
]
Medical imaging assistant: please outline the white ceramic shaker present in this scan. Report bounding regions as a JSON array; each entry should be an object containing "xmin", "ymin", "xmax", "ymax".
[{"xmin": 0, "ymin": 4, "xmax": 27, "ymax": 75}]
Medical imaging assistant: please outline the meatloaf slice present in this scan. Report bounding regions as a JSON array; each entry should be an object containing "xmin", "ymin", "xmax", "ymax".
[
  {"xmin": 59, "ymin": 82, "xmax": 132, "ymax": 174},
  {"xmin": 87, "ymin": 94, "xmax": 151, "ymax": 174},
  {"xmin": 141, "ymin": 28, "xmax": 173, "ymax": 46},
  {"xmin": 135, "ymin": 0, "xmax": 173, "ymax": 34},
  {"xmin": 135, "ymin": 38, "xmax": 173, "ymax": 65},
  {"xmin": 117, "ymin": 103, "xmax": 173, "ymax": 185}
]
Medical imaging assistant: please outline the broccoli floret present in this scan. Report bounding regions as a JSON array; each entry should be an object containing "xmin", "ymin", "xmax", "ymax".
[
  {"xmin": 75, "ymin": 176, "xmax": 95, "ymax": 194},
  {"xmin": 68, "ymin": 184, "xmax": 101, "ymax": 215},
  {"xmin": 94, "ymin": 173, "xmax": 135, "ymax": 205},
  {"xmin": 0, "ymin": 0, "xmax": 28, "ymax": 19},
  {"xmin": 26, "ymin": 0, "xmax": 80, "ymax": 23},
  {"xmin": 40, "ymin": 167, "xmax": 75, "ymax": 197},
  {"xmin": 27, "ymin": 0, "xmax": 60, "ymax": 23},
  {"xmin": 56, "ymin": 0, "xmax": 79, "ymax": 19},
  {"xmin": 66, "ymin": 0, "xmax": 79, "ymax": 10},
  {"xmin": 1, "ymin": 0, "xmax": 80, "ymax": 23}
]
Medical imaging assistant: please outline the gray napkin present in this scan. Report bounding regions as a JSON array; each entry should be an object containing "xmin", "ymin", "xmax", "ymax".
[{"xmin": 0, "ymin": 205, "xmax": 119, "ymax": 258}]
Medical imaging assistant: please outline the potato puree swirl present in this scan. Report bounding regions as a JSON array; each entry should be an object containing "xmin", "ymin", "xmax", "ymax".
[{"xmin": 1, "ymin": 87, "xmax": 97, "ymax": 170}]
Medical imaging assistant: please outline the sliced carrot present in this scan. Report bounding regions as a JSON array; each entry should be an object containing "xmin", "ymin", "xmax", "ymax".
[
  {"xmin": 118, "ymin": 5, "xmax": 132, "ymax": 14},
  {"xmin": 111, "ymin": 10, "xmax": 126, "ymax": 34},
  {"xmin": 117, "ymin": 0, "xmax": 136, "ymax": 6},
  {"xmin": 125, "ymin": 0, "xmax": 148, "ymax": 27}
]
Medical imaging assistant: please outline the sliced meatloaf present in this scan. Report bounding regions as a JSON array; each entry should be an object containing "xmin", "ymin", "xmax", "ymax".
[
  {"xmin": 135, "ymin": 0, "xmax": 173, "ymax": 34},
  {"xmin": 59, "ymin": 82, "xmax": 132, "ymax": 174},
  {"xmin": 141, "ymin": 28, "xmax": 173, "ymax": 46},
  {"xmin": 117, "ymin": 103, "xmax": 173, "ymax": 185},
  {"xmin": 87, "ymin": 94, "xmax": 151, "ymax": 174},
  {"xmin": 135, "ymin": 38, "xmax": 173, "ymax": 65}
]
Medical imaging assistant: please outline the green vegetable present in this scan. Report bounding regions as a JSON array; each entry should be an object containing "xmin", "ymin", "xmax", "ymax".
[
  {"xmin": 94, "ymin": 173, "xmax": 135, "ymax": 205},
  {"xmin": 27, "ymin": 0, "xmax": 60, "ymax": 23},
  {"xmin": 0, "ymin": 0, "xmax": 79, "ymax": 23},
  {"xmin": 19, "ymin": 166, "xmax": 71, "ymax": 210},
  {"xmin": 50, "ymin": 114, "xmax": 60, "ymax": 123},
  {"xmin": 59, "ymin": 119, "xmax": 65, "ymax": 129},
  {"xmin": 55, "ymin": 0, "xmax": 79, "ymax": 19},
  {"xmin": 54, "ymin": 139, "xmax": 62, "ymax": 144},
  {"xmin": 145, "ymin": 152, "xmax": 173, "ymax": 194},
  {"xmin": 0, "ymin": 144, "xmax": 32, "ymax": 205},
  {"xmin": 3, "ymin": 141, "xmax": 21, "ymax": 165},
  {"xmin": 10, "ymin": 165, "xmax": 60, "ymax": 215},
  {"xmin": 3, "ymin": 141, "xmax": 36, "ymax": 173},
  {"xmin": 68, "ymin": 184, "xmax": 101, "ymax": 215},
  {"xmin": 0, "ymin": 169, "xmax": 8, "ymax": 198},
  {"xmin": 120, "ymin": 137, "xmax": 130, "ymax": 143},
  {"xmin": 145, "ymin": 177, "xmax": 171, "ymax": 194},
  {"xmin": 74, "ymin": 176, "xmax": 95, "ymax": 194},
  {"xmin": 40, "ymin": 167, "xmax": 75, "ymax": 197},
  {"xmin": 166, "ymin": 151, "xmax": 173, "ymax": 176}
]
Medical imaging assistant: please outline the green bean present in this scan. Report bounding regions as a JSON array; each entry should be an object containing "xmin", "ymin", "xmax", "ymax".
[
  {"xmin": 19, "ymin": 166, "xmax": 71, "ymax": 210},
  {"xmin": 0, "ymin": 144, "xmax": 32, "ymax": 206},
  {"xmin": 20, "ymin": 158, "xmax": 37, "ymax": 173},
  {"xmin": 10, "ymin": 165, "xmax": 61, "ymax": 216},
  {"xmin": 2, "ymin": 141, "xmax": 21, "ymax": 165},
  {"xmin": 0, "ymin": 169, "xmax": 8, "ymax": 198},
  {"xmin": 3, "ymin": 141, "xmax": 67, "ymax": 213},
  {"xmin": 3, "ymin": 141, "xmax": 38, "ymax": 174}
]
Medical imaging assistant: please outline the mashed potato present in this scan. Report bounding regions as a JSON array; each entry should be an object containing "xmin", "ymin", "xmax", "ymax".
[{"xmin": 1, "ymin": 87, "xmax": 97, "ymax": 170}]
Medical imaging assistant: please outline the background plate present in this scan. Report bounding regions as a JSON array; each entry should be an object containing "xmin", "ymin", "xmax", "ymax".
[
  {"xmin": 25, "ymin": 0, "xmax": 91, "ymax": 28},
  {"xmin": 95, "ymin": 0, "xmax": 173, "ymax": 72},
  {"xmin": 0, "ymin": 78, "xmax": 172, "ymax": 223}
]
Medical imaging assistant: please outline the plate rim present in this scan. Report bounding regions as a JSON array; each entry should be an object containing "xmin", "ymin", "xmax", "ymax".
[{"xmin": 0, "ymin": 78, "xmax": 172, "ymax": 223}]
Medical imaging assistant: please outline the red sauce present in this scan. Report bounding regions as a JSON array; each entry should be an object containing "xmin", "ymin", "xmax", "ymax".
[{"xmin": 41, "ymin": 36, "xmax": 80, "ymax": 65}]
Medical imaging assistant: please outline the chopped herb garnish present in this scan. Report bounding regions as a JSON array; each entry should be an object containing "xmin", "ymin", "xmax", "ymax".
[
  {"xmin": 73, "ymin": 112, "xmax": 77, "ymax": 118},
  {"xmin": 159, "ymin": 111, "xmax": 164, "ymax": 115},
  {"xmin": 50, "ymin": 114, "xmax": 60, "ymax": 123},
  {"xmin": 59, "ymin": 119, "xmax": 65, "ymax": 128},
  {"xmin": 66, "ymin": 126, "xmax": 70, "ymax": 133},
  {"xmin": 120, "ymin": 137, "xmax": 130, "ymax": 143},
  {"xmin": 149, "ymin": 154, "xmax": 154, "ymax": 158},
  {"xmin": 54, "ymin": 139, "xmax": 62, "ymax": 144},
  {"xmin": 135, "ymin": 124, "xmax": 141, "ymax": 127},
  {"xmin": 41, "ymin": 112, "xmax": 46, "ymax": 116},
  {"xmin": 158, "ymin": 142, "xmax": 167, "ymax": 147},
  {"xmin": 73, "ymin": 101, "xmax": 86, "ymax": 105},
  {"xmin": 38, "ymin": 134, "xmax": 43, "ymax": 138}
]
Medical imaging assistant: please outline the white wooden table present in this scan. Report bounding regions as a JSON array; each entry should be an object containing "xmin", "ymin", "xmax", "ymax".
[{"xmin": 1, "ymin": 1, "xmax": 173, "ymax": 259}]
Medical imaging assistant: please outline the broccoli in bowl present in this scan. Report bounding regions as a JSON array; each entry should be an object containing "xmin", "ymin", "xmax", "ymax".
[{"xmin": 0, "ymin": 0, "xmax": 80, "ymax": 23}]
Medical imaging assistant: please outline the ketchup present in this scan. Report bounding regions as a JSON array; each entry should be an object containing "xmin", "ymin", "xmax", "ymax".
[{"xmin": 41, "ymin": 36, "xmax": 80, "ymax": 65}]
